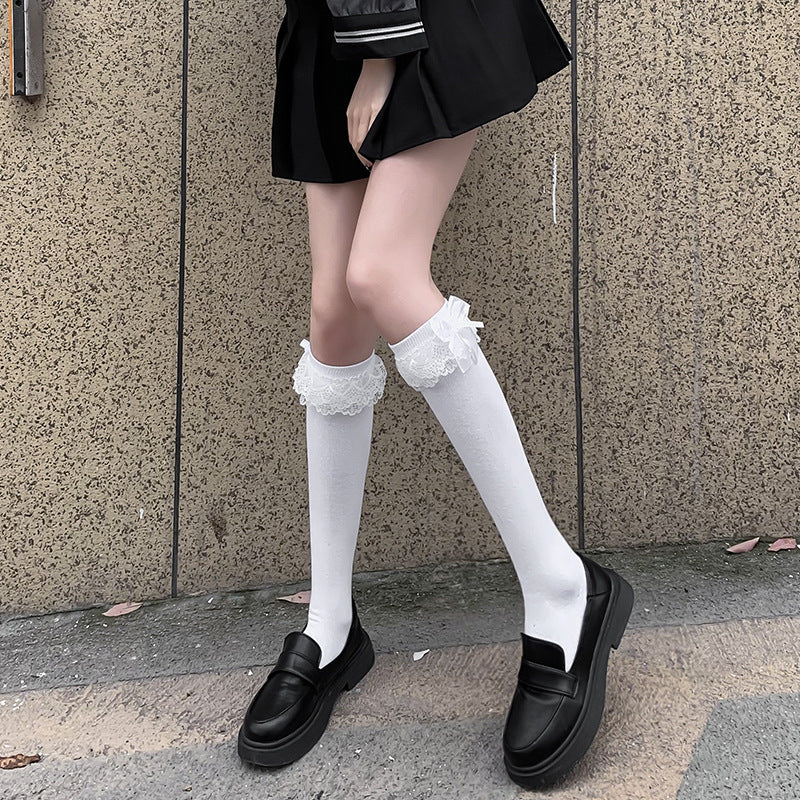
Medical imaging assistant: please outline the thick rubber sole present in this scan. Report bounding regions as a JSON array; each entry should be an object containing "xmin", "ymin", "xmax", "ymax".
[
  {"xmin": 504, "ymin": 566, "xmax": 634, "ymax": 790},
  {"xmin": 237, "ymin": 630, "xmax": 375, "ymax": 768}
]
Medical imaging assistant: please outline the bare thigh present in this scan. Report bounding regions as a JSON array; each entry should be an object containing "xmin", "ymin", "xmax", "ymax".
[
  {"xmin": 303, "ymin": 178, "xmax": 381, "ymax": 365},
  {"xmin": 344, "ymin": 129, "xmax": 479, "ymax": 345}
]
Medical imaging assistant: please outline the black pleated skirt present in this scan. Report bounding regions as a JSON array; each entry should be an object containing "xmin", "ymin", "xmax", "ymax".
[{"xmin": 271, "ymin": 0, "xmax": 572, "ymax": 184}]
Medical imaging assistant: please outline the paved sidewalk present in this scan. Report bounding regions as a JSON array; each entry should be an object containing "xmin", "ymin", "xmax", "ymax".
[{"xmin": 2, "ymin": 541, "xmax": 799, "ymax": 799}]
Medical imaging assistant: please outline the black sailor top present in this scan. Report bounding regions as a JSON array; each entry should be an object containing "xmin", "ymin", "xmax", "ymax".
[{"xmin": 325, "ymin": 0, "xmax": 429, "ymax": 60}]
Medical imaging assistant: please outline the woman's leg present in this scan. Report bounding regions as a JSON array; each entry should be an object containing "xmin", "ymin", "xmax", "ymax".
[
  {"xmin": 305, "ymin": 178, "xmax": 379, "ymax": 365},
  {"xmin": 295, "ymin": 178, "xmax": 386, "ymax": 668},
  {"xmin": 345, "ymin": 132, "xmax": 587, "ymax": 672}
]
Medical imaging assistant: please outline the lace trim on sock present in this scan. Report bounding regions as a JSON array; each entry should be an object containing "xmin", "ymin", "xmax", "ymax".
[
  {"xmin": 393, "ymin": 295, "xmax": 485, "ymax": 390},
  {"xmin": 292, "ymin": 338, "xmax": 388, "ymax": 415}
]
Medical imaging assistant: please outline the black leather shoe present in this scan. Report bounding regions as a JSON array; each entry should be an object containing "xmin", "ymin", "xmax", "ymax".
[
  {"xmin": 503, "ymin": 553, "xmax": 634, "ymax": 789},
  {"xmin": 237, "ymin": 597, "xmax": 375, "ymax": 767}
]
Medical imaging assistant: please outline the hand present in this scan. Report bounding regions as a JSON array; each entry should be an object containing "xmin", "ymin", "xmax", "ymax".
[{"xmin": 347, "ymin": 57, "xmax": 396, "ymax": 171}]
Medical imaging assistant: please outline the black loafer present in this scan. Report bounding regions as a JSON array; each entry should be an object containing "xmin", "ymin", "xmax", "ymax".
[
  {"xmin": 502, "ymin": 553, "xmax": 634, "ymax": 789},
  {"xmin": 237, "ymin": 597, "xmax": 375, "ymax": 767}
]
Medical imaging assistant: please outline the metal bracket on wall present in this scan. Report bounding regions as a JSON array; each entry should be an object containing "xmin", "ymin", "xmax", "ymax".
[{"xmin": 8, "ymin": 0, "xmax": 43, "ymax": 96}]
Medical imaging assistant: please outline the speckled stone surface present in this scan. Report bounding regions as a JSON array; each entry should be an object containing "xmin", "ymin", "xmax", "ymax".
[
  {"xmin": 0, "ymin": 2, "xmax": 182, "ymax": 614},
  {"xmin": 577, "ymin": 1, "xmax": 800, "ymax": 547},
  {"xmin": 17, "ymin": 0, "xmax": 794, "ymax": 613},
  {"xmin": 176, "ymin": 0, "xmax": 576, "ymax": 595}
]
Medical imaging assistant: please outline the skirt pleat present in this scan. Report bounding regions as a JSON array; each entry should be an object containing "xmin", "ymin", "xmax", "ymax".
[{"xmin": 271, "ymin": 0, "xmax": 572, "ymax": 183}]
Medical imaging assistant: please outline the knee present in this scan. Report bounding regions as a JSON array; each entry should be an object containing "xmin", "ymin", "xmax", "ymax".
[
  {"xmin": 293, "ymin": 303, "xmax": 388, "ymax": 415},
  {"xmin": 309, "ymin": 296, "xmax": 372, "ymax": 364},
  {"xmin": 309, "ymin": 296, "xmax": 348, "ymax": 343},
  {"xmin": 344, "ymin": 254, "xmax": 384, "ymax": 314}
]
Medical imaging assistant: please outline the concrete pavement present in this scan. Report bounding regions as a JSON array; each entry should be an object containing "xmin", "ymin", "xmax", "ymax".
[{"xmin": 2, "ymin": 541, "xmax": 799, "ymax": 799}]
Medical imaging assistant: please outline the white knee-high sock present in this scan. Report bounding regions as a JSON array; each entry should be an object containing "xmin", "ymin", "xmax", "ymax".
[
  {"xmin": 292, "ymin": 338, "xmax": 387, "ymax": 668},
  {"xmin": 388, "ymin": 296, "xmax": 587, "ymax": 672}
]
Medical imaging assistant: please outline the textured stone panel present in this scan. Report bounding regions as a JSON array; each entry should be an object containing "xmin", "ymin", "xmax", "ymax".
[
  {"xmin": 578, "ymin": 0, "xmax": 800, "ymax": 546},
  {"xmin": 0, "ymin": 1, "xmax": 183, "ymax": 614},
  {"xmin": 177, "ymin": 0, "xmax": 576, "ymax": 594}
]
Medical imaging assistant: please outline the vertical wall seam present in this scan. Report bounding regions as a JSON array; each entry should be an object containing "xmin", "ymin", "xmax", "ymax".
[
  {"xmin": 570, "ymin": 0, "xmax": 585, "ymax": 550},
  {"xmin": 171, "ymin": 0, "xmax": 190, "ymax": 597}
]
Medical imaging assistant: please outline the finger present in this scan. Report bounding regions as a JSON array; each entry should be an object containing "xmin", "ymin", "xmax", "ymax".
[
  {"xmin": 347, "ymin": 107, "xmax": 356, "ymax": 157},
  {"xmin": 354, "ymin": 111, "xmax": 375, "ymax": 169},
  {"xmin": 348, "ymin": 113, "xmax": 364, "ymax": 165}
]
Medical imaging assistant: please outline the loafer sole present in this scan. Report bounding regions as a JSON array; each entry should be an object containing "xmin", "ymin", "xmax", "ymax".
[
  {"xmin": 504, "ymin": 565, "xmax": 634, "ymax": 789},
  {"xmin": 237, "ymin": 630, "xmax": 375, "ymax": 767}
]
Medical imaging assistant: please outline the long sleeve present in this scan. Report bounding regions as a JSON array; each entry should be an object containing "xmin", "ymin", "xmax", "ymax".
[{"xmin": 325, "ymin": 0, "xmax": 429, "ymax": 61}]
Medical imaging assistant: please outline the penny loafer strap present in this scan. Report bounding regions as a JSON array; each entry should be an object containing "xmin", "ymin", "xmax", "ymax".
[
  {"xmin": 271, "ymin": 650, "xmax": 320, "ymax": 690},
  {"xmin": 518, "ymin": 658, "xmax": 578, "ymax": 698}
]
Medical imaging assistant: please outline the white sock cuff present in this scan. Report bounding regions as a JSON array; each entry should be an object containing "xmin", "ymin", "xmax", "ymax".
[
  {"xmin": 292, "ymin": 338, "xmax": 388, "ymax": 415},
  {"xmin": 388, "ymin": 295, "xmax": 485, "ymax": 391}
]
